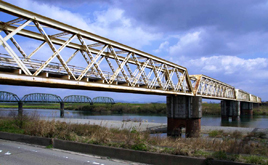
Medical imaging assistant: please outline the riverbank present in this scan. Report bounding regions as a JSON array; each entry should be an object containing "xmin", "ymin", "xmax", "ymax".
[
  {"xmin": 1, "ymin": 114, "xmax": 268, "ymax": 164},
  {"xmin": 46, "ymin": 117, "xmax": 268, "ymax": 137}
]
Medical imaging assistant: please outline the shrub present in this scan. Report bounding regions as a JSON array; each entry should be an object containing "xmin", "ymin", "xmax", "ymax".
[
  {"xmin": 208, "ymin": 130, "xmax": 223, "ymax": 138},
  {"xmin": 244, "ymin": 155, "xmax": 268, "ymax": 165},
  {"xmin": 212, "ymin": 151, "xmax": 227, "ymax": 160}
]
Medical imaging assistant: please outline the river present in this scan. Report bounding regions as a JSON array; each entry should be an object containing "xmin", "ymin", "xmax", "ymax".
[{"xmin": 1, "ymin": 108, "xmax": 268, "ymax": 128}]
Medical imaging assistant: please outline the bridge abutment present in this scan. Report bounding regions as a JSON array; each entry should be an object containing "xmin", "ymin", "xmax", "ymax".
[
  {"xmin": 221, "ymin": 100, "xmax": 240, "ymax": 121},
  {"xmin": 167, "ymin": 95, "xmax": 202, "ymax": 138},
  {"xmin": 18, "ymin": 101, "xmax": 23, "ymax": 116},
  {"xmin": 60, "ymin": 102, "xmax": 64, "ymax": 118}
]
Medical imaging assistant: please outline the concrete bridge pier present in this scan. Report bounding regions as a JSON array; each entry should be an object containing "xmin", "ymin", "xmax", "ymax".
[
  {"xmin": 18, "ymin": 101, "xmax": 23, "ymax": 116},
  {"xmin": 221, "ymin": 100, "xmax": 240, "ymax": 121},
  {"xmin": 240, "ymin": 102, "xmax": 253, "ymax": 116},
  {"xmin": 60, "ymin": 102, "xmax": 64, "ymax": 118},
  {"xmin": 167, "ymin": 95, "xmax": 202, "ymax": 138}
]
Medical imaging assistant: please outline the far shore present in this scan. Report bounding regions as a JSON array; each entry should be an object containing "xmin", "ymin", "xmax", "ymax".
[{"xmin": 1, "ymin": 102, "xmax": 268, "ymax": 116}]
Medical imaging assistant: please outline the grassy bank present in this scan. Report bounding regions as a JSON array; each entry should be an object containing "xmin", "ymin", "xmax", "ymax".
[
  {"xmin": 0, "ymin": 103, "xmax": 61, "ymax": 109},
  {"xmin": 1, "ymin": 102, "xmax": 268, "ymax": 116},
  {"xmin": 0, "ymin": 112, "xmax": 268, "ymax": 164},
  {"xmin": 253, "ymin": 106, "xmax": 268, "ymax": 116}
]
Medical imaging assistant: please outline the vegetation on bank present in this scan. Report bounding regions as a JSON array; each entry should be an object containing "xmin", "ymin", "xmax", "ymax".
[
  {"xmin": 0, "ymin": 102, "xmax": 268, "ymax": 116},
  {"xmin": 0, "ymin": 112, "xmax": 268, "ymax": 164}
]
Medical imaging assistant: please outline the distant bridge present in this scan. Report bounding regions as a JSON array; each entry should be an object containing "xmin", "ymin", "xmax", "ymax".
[
  {"xmin": 0, "ymin": 91, "xmax": 114, "ymax": 116},
  {"xmin": 0, "ymin": 1, "xmax": 262, "ymax": 137},
  {"xmin": 93, "ymin": 96, "xmax": 115, "ymax": 104},
  {"xmin": 63, "ymin": 95, "xmax": 93, "ymax": 104},
  {"xmin": 21, "ymin": 93, "xmax": 63, "ymax": 103},
  {"xmin": 0, "ymin": 91, "xmax": 20, "ymax": 102},
  {"xmin": 0, "ymin": 91, "xmax": 114, "ymax": 104}
]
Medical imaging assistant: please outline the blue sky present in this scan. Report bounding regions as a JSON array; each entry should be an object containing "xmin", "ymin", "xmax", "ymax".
[{"xmin": 0, "ymin": 0, "xmax": 267, "ymax": 102}]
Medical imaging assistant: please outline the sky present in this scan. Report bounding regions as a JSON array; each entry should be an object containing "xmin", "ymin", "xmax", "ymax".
[{"xmin": 0, "ymin": 0, "xmax": 267, "ymax": 103}]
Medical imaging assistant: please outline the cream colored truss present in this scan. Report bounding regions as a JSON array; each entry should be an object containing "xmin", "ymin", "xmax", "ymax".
[{"xmin": 0, "ymin": 1, "xmax": 261, "ymax": 101}]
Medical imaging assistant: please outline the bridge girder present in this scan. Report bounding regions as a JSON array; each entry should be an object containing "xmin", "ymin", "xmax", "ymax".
[
  {"xmin": 0, "ymin": 91, "xmax": 20, "ymax": 102},
  {"xmin": 21, "ymin": 93, "xmax": 62, "ymax": 103}
]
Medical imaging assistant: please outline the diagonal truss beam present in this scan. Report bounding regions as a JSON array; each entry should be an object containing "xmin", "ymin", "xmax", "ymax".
[
  {"xmin": 33, "ymin": 21, "xmax": 76, "ymax": 78},
  {"xmin": 77, "ymin": 35, "xmax": 108, "ymax": 82},
  {"xmin": 109, "ymin": 46, "xmax": 131, "ymax": 84},
  {"xmin": 0, "ymin": 35, "xmax": 32, "ymax": 75},
  {"xmin": 0, "ymin": 19, "xmax": 32, "ymax": 46},
  {"xmin": 77, "ymin": 44, "xmax": 107, "ymax": 81}
]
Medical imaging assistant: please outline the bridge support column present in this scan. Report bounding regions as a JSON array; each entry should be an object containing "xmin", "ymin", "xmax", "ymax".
[
  {"xmin": 18, "ymin": 101, "xmax": 23, "ymax": 116},
  {"xmin": 241, "ymin": 102, "xmax": 253, "ymax": 116},
  {"xmin": 221, "ymin": 101, "xmax": 240, "ymax": 121},
  {"xmin": 167, "ymin": 95, "xmax": 202, "ymax": 138},
  {"xmin": 60, "ymin": 102, "xmax": 64, "ymax": 118}
]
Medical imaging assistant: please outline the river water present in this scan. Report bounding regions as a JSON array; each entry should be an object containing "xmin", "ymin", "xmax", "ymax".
[{"xmin": 1, "ymin": 108, "xmax": 268, "ymax": 128}]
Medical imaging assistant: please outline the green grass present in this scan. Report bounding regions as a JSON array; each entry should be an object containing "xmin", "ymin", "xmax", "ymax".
[
  {"xmin": 46, "ymin": 144, "xmax": 53, "ymax": 149},
  {"xmin": 0, "ymin": 119, "xmax": 24, "ymax": 134},
  {"xmin": 208, "ymin": 130, "xmax": 223, "ymax": 138},
  {"xmin": 254, "ymin": 106, "xmax": 268, "ymax": 116},
  {"xmin": 202, "ymin": 103, "xmax": 221, "ymax": 115},
  {"xmin": 243, "ymin": 155, "xmax": 268, "ymax": 165}
]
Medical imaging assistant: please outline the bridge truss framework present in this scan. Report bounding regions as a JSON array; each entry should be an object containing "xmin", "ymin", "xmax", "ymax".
[{"xmin": 0, "ymin": 1, "xmax": 261, "ymax": 103}]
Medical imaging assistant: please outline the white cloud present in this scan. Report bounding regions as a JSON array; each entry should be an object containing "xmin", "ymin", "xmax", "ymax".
[
  {"xmin": 188, "ymin": 56, "xmax": 268, "ymax": 75},
  {"xmin": 88, "ymin": 8, "xmax": 162, "ymax": 48},
  {"xmin": 8, "ymin": 0, "xmax": 161, "ymax": 49},
  {"xmin": 154, "ymin": 41, "xmax": 169, "ymax": 53},
  {"xmin": 169, "ymin": 31, "xmax": 202, "ymax": 56}
]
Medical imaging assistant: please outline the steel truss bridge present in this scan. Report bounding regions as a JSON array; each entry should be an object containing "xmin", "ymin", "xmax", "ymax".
[
  {"xmin": 93, "ymin": 97, "xmax": 115, "ymax": 104},
  {"xmin": 0, "ymin": 1, "xmax": 261, "ymax": 103},
  {"xmin": 0, "ymin": 91, "xmax": 113, "ymax": 104}
]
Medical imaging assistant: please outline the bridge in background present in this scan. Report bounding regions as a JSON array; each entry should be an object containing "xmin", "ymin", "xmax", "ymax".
[
  {"xmin": 0, "ymin": 91, "xmax": 114, "ymax": 117},
  {"xmin": 0, "ymin": 1, "xmax": 262, "ymax": 137}
]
